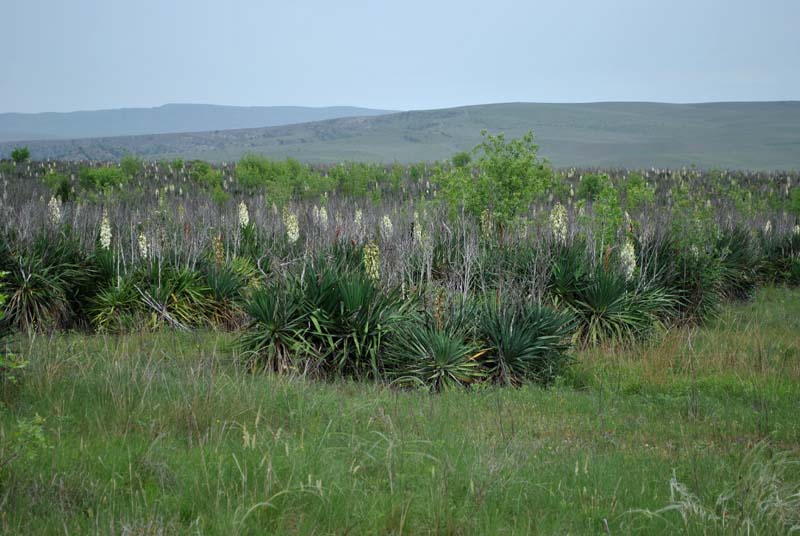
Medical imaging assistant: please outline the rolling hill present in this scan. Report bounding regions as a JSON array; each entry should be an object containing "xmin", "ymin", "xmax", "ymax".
[
  {"xmin": 0, "ymin": 104, "xmax": 394, "ymax": 142},
  {"xmin": 2, "ymin": 102, "xmax": 799, "ymax": 169}
]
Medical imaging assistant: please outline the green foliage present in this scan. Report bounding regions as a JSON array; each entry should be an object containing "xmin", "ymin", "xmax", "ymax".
[
  {"xmin": 577, "ymin": 173, "xmax": 609, "ymax": 202},
  {"xmin": 789, "ymin": 186, "xmax": 800, "ymax": 218},
  {"xmin": 0, "ymin": 271, "xmax": 27, "ymax": 386},
  {"xmin": 623, "ymin": 173, "xmax": 655, "ymax": 211},
  {"xmin": 592, "ymin": 183, "xmax": 624, "ymax": 247},
  {"xmin": 451, "ymin": 151, "xmax": 471, "ymax": 168},
  {"xmin": 236, "ymin": 155, "xmax": 333, "ymax": 205},
  {"xmin": 79, "ymin": 165, "xmax": 128, "ymax": 192},
  {"xmin": 120, "ymin": 155, "xmax": 143, "ymax": 178},
  {"xmin": 436, "ymin": 131, "xmax": 552, "ymax": 225},
  {"xmin": 0, "ymin": 233, "xmax": 87, "ymax": 332},
  {"xmin": 386, "ymin": 318, "xmax": 486, "ymax": 391},
  {"xmin": 549, "ymin": 242, "xmax": 676, "ymax": 345},
  {"xmin": 478, "ymin": 299, "xmax": 575, "ymax": 385},
  {"xmin": 43, "ymin": 172, "xmax": 72, "ymax": 202},
  {"xmin": 10, "ymin": 147, "xmax": 30, "ymax": 164},
  {"xmin": 237, "ymin": 286, "xmax": 310, "ymax": 373}
]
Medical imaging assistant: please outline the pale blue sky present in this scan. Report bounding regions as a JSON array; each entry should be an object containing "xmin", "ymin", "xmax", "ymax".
[{"xmin": 3, "ymin": 0, "xmax": 799, "ymax": 113}]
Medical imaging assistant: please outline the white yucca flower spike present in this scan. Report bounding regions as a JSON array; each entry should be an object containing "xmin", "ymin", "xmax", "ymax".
[
  {"xmin": 381, "ymin": 215, "xmax": 393, "ymax": 241},
  {"xmin": 354, "ymin": 209, "xmax": 363, "ymax": 233},
  {"xmin": 620, "ymin": 240, "xmax": 637, "ymax": 281},
  {"xmin": 413, "ymin": 211, "xmax": 422, "ymax": 243},
  {"xmin": 48, "ymin": 195, "xmax": 62, "ymax": 225},
  {"xmin": 283, "ymin": 210, "xmax": 299, "ymax": 244},
  {"xmin": 99, "ymin": 211, "xmax": 112, "ymax": 249},
  {"xmin": 763, "ymin": 220, "xmax": 772, "ymax": 235},
  {"xmin": 549, "ymin": 203, "xmax": 568, "ymax": 244},
  {"xmin": 318, "ymin": 206, "xmax": 328, "ymax": 228},
  {"xmin": 238, "ymin": 201, "xmax": 250, "ymax": 228},
  {"xmin": 138, "ymin": 232, "xmax": 149, "ymax": 260},
  {"xmin": 794, "ymin": 224, "xmax": 800, "ymax": 236},
  {"xmin": 363, "ymin": 241, "xmax": 380, "ymax": 282}
]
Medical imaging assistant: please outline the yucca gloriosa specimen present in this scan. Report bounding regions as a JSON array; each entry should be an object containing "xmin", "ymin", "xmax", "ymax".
[
  {"xmin": 549, "ymin": 242, "xmax": 676, "ymax": 345},
  {"xmin": 236, "ymin": 286, "xmax": 310, "ymax": 374},
  {"xmin": 478, "ymin": 299, "xmax": 575, "ymax": 385},
  {"xmin": 386, "ymin": 318, "xmax": 487, "ymax": 391}
]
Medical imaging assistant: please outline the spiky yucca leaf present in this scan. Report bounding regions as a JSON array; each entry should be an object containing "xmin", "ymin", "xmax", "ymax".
[{"xmin": 478, "ymin": 300, "xmax": 575, "ymax": 385}]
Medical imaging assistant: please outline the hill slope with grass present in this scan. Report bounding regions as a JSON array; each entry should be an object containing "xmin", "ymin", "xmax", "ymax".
[
  {"xmin": 2, "ymin": 102, "xmax": 799, "ymax": 169},
  {"xmin": 0, "ymin": 103, "xmax": 394, "ymax": 142}
]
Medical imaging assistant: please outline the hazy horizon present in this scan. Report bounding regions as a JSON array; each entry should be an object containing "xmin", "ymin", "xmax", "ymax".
[{"xmin": 4, "ymin": 0, "xmax": 798, "ymax": 114}]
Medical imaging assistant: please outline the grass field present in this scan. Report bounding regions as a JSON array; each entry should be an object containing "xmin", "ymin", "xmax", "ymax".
[{"xmin": 1, "ymin": 287, "xmax": 798, "ymax": 534}]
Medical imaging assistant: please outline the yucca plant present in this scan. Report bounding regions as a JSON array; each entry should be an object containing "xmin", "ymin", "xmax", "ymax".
[
  {"xmin": 89, "ymin": 276, "xmax": 139, "ymax": 332},
  {"xmin": 136, "ymin": 265, "xmax": 214, "ymax": 330},
  {"xmin": 759, "ymin": 230, "xmax": 800, "ymax": 285},
  {"xmin": 3, "ymin": 251, "xmax": 82, "ymax": 332},
  {"xmin": 716, "ymin": 226, "xmax": 760, "ymax": 300},
  {"xmin": 305, "ymin": 269, "xmax": 410, "ymax": 379},
  {"xmin": 478, "ymin": 299, "xmax": 575, "ymax": 385},
  {"xmin": 204, "ymin": 263, "xmax": 248, "ymax": 329},
  {"xmin": 236, "ymin": 285, "xmax": 311, "ymax": 374},
  {"xmin": 550, "ymin": 245, "xmax": 676, "ymax": 346},
  {"xmin": 385, "ymin": 318, "xmax": 487, "ymax": 391}
]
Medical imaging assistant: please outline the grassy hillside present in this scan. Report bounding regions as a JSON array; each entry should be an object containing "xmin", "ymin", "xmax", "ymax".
[
  {"xmin": 2, "ymin": 287, "xmax": 799, "ymax": 533},
  {"xmin": 0, "ymin": 104, "xmax": 394, "ymax": 142},
  {"xmin": 2, "ymin": 102, "xmax": 799, "ymax": 169}
]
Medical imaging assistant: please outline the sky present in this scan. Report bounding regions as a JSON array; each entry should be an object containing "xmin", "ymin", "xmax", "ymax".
[{"xmin": 3, "ymin": 0, "xmax": 799, "ymax": 113}]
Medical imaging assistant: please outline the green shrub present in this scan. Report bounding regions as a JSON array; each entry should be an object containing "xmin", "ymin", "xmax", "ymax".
[
  {"xmin": 577, "ymin": 173, "xmax": 609, "ymax": 202},
  {"xmin": 386, "ymin": 318, "xmax": 486, "ymax": 392},
  {"xmin": 478, "ymin": 299, "xmax": 575, "ymax": 385},
  {"xmin": 436, "ymin": 131, "xmax": 552, "ymax": 226},
  {"xmin": 79, "ymin": 165, "xmax": 128, "ymax": 191},
  {"xmin": 43, "ymin": 171, "xmax": 72, "ymax": 202},
  {"xmin": 10, "ymin": 147, "xmax": 30, "ymax": 164},
  {"xmin": 236, "ymin": 285, "xmax": 310, "ymax": 373},
  {"xmin": 549, "ymin": 241, "xmax": 676, "ymax": 345},
  {"xmin": 120, "ymin": 155, "xmax": 143, "ymax": 178}
]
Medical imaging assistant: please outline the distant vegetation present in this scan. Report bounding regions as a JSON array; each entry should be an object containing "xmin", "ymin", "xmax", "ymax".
[{"xmin": 3, "ymin": 102, "xmax": 800, "ymax": 169}]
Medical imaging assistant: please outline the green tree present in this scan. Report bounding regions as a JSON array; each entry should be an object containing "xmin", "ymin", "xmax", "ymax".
[
  {"xmin": 435, "ymin": 131, "xmax": 552, "ymax": 227},
  {"xmin": 10, "ymin": 147, "xmax": 30, "ymax": 164}
]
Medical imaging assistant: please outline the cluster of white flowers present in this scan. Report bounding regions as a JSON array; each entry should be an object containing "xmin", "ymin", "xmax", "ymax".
[
  {"xmin": 763, "ymin": 220, "xmax": 772, "ymax": 235},
  {"xmin": 48, "ymin": 196, "xmax": 62, "ymax": 226},
  {"xmin": 620, "ymin": 240, "xmax": 637, "ymax": 281},
  {"xmin": 354, "ymin": 209, "xmax": 363, "ymax": 235},
  {"xmin": 138, "ymin": 232, "xmax": 149, "ymax": 259},
  {"xmin": 283, "ymin": 209, "xmax": 299, "ymax": 244},
  {"xmin": 549, "ymin": 203, "xmax": 568, "ymax": 244},
  {"xmin": 313, "ymin": 205, "xmax": 328, "ymax": 228},
  {"xmin": 381, "ymin": 215, "xmax": 393, "ymax": 241},
  {"xmin": 413, "ymin": 211, "xmax": 423, "ymax": 243},
  {"xmin": 99, "ymin": 211, "xmax": 112, "ymax": 249},
  {"xmin": 794, "ymin": 224, "xmax": 800, "ymax": 236},
  {"xmin": 363, "ymin": 241, "xmax": 380, "ymax": 282},
  {"xmin": 238, "ymin": 201, "xmax": 250, "ymax": 228}
]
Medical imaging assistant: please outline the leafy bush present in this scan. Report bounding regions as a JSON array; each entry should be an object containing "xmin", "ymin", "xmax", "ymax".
[
  {"xmin": 436, "ymin": 131, "xmax": 552, "ymax": 226},
  {"xmin": 79, "ymin": 165, "xmax": 128, "ymax": 191},
  {"xmin": 10, "ymin": 147, "xmax": 30, "ymax": 164},
  {"xmin": 43, "ymin": 171, "xmax": 72, "ymax": 202},
  {"xmin": 577, "ymin": 173, "xmax": 609, "ymax": 202},
  {"xmin": 236, "ymin": 155, "xmax": 332, "ymax": 205}
]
